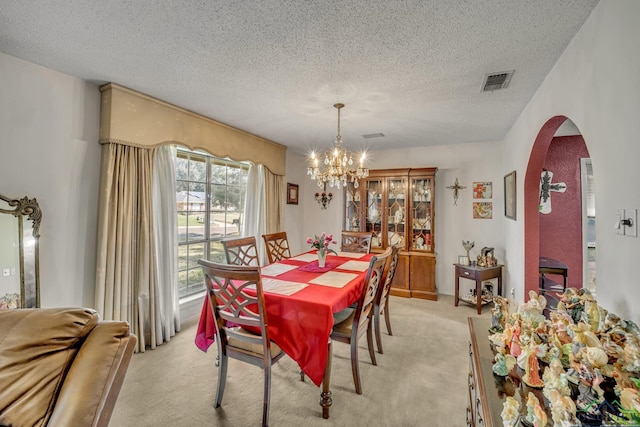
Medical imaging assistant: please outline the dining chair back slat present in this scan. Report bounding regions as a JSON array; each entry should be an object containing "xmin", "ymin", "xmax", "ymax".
[
  {"xmin": 222, "ymin": 236, "xmax": 260, "ymax": 266},
  {"xmin": 340, "ymin": 231, "xmax": 373, "ymax": 254},
  {"xmin": 262, "ymin": 232, "xmax": 292, "ymax": 264}
]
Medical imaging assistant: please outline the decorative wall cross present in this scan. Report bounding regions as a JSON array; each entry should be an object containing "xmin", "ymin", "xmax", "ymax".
[
  {"xmin": 446, "ymin": 178, "xmax": 466, "ymax": 205},
  {"xmin": 539, "ymin": 170, "xmax": 566, "ymax": 214}
]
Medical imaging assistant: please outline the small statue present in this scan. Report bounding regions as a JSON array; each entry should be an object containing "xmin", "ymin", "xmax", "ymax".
[
  {"xmin": 493, "ymin": 351, "xmax": 517, "ymax": 377},
  {"xmin": 490, "ymin": 296, "xmax": 510, "ymax": 333},
  {"xmin": 542, "ymin": 357, "xmax": 571, "ymax": 400},
  {"xmin": 501, "ymin": 396, "xmax": 520, "ymax": 427},
  {"xmin": 525, "ymin": 392, "xmax": 547, "ymax": 427},
  {"xmin": 547, "ymin": 388, "xmax": 578, "ymax": 427},
  {"xmin": 462, "ymin": 240, "xmax": 474, "ymax": 259}
]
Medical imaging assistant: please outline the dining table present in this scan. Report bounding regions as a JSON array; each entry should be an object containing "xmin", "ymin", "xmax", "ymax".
[{"xmin": 195, "ymin": 249, "xmax": 374, "ymax": 419}]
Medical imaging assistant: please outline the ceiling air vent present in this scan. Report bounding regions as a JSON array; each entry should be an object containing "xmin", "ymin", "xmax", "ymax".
[
  {"xmin": 482, "ymin": 70, "xmax": 514, "ymax": 92},
  {"xmin": 362, "ymin": 133, "xmax": 385, "ymax": 139}
]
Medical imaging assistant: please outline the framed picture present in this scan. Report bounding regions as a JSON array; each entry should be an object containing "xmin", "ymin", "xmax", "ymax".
[
  {"xmin": 287, "ymin": 183, "xmax": 299, "ymax": 205},
  {"xmin": 458, "ymin": 255, "xmax": 470, "ymax": 266},
  {"xmin": 473, "ymin": 202, "xmax": 492, "ymax": 219},
  {"xmin": 473, "ymin": 181, "xmax": 492, "ymax": 199},
  {"xmin": 504, "ymin": 171, "xmax": 516, "ymax": 220}
]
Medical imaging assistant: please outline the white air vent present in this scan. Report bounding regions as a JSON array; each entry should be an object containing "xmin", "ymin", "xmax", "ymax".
[
  {"xmin": 362, "ymin": 133, "xmax": 385, "ymax": 139},
  {"xmin": 482, "ymin": 70, "xmax": 514, "ymax": 92}
]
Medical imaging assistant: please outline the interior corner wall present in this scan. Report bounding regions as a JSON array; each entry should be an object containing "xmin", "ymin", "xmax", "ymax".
[
  {"xmin": 502, "ymin": 0, "xmax": 640, "ymax": 323},
  {"xmin": 0, "ymin": 52, "xmax": 101, "ymax": 308},
  {"xmin": 539, "ymin": 135, "xmax": 589, "ymax": 289}
]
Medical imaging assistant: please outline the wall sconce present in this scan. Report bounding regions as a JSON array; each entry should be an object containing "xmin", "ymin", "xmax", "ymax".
[{"xmin": 315, "ymin": 185, "xmax": 333, "ymax": 209}]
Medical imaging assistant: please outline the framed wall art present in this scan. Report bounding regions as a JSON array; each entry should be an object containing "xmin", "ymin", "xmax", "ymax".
[
  {"xmin": 473, "ymin": 181, "xmax": 492, "ymax": 199},
  {"xmin": 473, "ymin": 202, "xmax": 492, "ymax": 219},
  {"xmin": 504, "ymin": 171, "xmax": 516, "ymax": 220},
  {"xmin": 287, "ymin": 183, "xmax": 299, "ymax": 205}
]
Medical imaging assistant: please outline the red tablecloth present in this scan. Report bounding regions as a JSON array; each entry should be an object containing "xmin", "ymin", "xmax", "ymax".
[{"xmin": 195, "ymin": 251, "xmax": 372, "ymax": 386}]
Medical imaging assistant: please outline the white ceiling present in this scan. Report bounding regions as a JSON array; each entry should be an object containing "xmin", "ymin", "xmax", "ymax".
[{"xmin": 0, "ymin": 1, "xmax": 598, "ymax": 155}]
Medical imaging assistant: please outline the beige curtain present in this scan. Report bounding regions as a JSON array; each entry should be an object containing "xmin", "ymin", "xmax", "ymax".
[
  {"xmin": 95, "ymin": 143, "xmax": 158, "ymax": 352},
  {"xmin": 263, "ymin": 167, "xmax": 285, "ymax": 234}
]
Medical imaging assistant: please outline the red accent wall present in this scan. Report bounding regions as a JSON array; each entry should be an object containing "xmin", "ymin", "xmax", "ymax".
[{"xmin": 539, "ymin": 135, "xmax": 589, "ymax": 289}]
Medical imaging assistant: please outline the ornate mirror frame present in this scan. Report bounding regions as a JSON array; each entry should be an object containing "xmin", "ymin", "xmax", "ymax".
[{"xmin": 0, "ymin": 193, "xmax": 41, "ymax": 308}]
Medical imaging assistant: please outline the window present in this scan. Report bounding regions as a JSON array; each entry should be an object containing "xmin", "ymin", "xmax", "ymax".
[{"xmin": 176, "ymin": 148, "xmax": 249, "ymax": 298}]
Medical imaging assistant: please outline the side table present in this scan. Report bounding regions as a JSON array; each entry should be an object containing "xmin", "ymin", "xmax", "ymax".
[{"xmin": 454, "ymin": 264, "xmax": 503, "ymax": 314}]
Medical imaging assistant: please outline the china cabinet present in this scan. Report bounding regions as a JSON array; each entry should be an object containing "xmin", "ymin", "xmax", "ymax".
[{"xmin": 344, "ymin": 168, "xmax": 437, "ymax": 300}]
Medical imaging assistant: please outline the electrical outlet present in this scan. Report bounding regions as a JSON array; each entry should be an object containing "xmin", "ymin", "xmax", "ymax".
[
  {"xmin": 510, "ymin": 288, "xmax": 515, "ymax": 297},
  {"xmin": 10, "ymin": 268, "xmax": 16, "ymax": 276},
  {"xmin": 2, "ymin": 268, "xmax": 9, "ymax": 277}
]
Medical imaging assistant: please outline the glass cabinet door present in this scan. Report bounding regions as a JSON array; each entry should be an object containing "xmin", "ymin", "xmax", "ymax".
[
  {"xmin": 344, "ymin": 182, "xmax": 361, "ymax": 231},
  {"xmin": 411, "ymin": 177, "xmax": 433, "ymax": 251},
  {"xmin": 365, "ymin": 178, "xmax": 383, "ymax": 249},
  {"xmin": 387, "ymin": 177, "xmax": 406, "ymax": 249}
]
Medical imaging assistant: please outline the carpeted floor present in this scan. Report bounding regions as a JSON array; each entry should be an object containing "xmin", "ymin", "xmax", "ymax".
[{"xmin": 111, "ymin": 295, "xmax": 490, "ymax": 426}]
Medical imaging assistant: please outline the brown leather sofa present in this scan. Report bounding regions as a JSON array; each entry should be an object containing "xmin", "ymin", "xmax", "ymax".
[{"xmin": 0, "ymin": 308, "xmax": 137, "ymax": 427}]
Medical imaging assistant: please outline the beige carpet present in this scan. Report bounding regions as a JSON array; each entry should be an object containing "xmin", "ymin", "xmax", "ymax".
[{"xmin": 111, "ymin": 295, "xmax": 490, "ymax": 426}]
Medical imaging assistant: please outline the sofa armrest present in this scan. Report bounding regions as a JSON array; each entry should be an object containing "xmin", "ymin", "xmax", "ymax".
[{"xmin": 47, "ymin": 321, "xmax": 137, "ymax": 427}]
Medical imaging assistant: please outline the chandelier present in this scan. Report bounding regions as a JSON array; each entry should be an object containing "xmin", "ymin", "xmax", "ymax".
[{"xmin": 307, "ymin": 103, "xmax": 369, "ymax": 189}]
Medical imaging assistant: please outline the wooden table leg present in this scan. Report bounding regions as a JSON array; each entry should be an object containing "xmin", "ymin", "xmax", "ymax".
[
  {"xmin": 476, "ymin": 278, "xmax": 482, "ymax": 315},
  {"xmin": 320, "ymin": 339, "xmax": 332, "ymax": 419},
  {"xmin": 454, "ymin": 274, "xmax": 460, "ymax": 306}
]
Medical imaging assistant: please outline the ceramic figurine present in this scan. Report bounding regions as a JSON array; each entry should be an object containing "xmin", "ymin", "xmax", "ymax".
[
  {"xmin": 619, "ymin": 387, "xmax": 640, "ymax": 415},
  {"xmin": 493, "ymin": 351, "xmax": 517, "ymax": 377},
  {"xmin": 542, "ymin": 357, "xmax": 571, "ymax": 401},
  {"xmin": 490, "ymin": 296, "xmax": 510, "ymax": 333},
  {"xmin": 525, "ymin": 392, "xmax": 547, "ymax": 427},
  {"xmin": 547, "ymin": 388, "xmax": 578, "ymax": 427},
  {"xmin": 521, "ymin": 343, "xmax": 547, "ymax": 388},
  {"xmin": 501, "ymin": 396, "xmax": 519, "ymax": 427}
]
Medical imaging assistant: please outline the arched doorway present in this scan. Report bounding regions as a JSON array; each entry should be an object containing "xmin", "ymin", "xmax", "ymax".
[{"xmin": 524, "ymin": 116, "xmax": 594, "ymax": 297}]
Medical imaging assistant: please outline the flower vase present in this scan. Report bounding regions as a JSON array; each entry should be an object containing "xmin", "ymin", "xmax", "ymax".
[{"xmin": 317, "ymin": 250, "xmax": 326, "ymax": 268}]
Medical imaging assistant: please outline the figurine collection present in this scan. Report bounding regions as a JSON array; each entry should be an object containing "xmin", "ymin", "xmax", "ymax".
[{"xmin": 489, "ymin": 289, "xmax": 640, "ymax": 426}]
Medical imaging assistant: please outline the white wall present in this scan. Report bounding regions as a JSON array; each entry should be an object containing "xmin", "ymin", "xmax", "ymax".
[
  {"xmin": 0, "ymin": 52, "xmax": 101, "ymax": 308},
  {"xmin": 503, "ymin": 0, "xmax": 640, "ymax": 323}
]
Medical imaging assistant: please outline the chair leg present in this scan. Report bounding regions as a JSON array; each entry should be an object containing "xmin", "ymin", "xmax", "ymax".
[
  {"xmin": 299, "ymin": 370, "xmax": 305, "ymax": 382},
  {"xmin": 215, "ymin": 353, "xmax": 228, "ymax": 408},
  {"xmin": 384, "ymin": 302, "xmax": 393, "ymax": 336},
  {"xmin": 350, "ymin": 340, "xmax": 362, "ymax": 394},
  {"xmin": 366, "ymin": 324, "xmax": 377, "ymax": 366},
  {"xmin": 262, "ymin": 363, "xmax": 272, "ymax": 427},
  {"xmin": 374, "ymin": 308, "xmax": 384, "ymax": 354}
]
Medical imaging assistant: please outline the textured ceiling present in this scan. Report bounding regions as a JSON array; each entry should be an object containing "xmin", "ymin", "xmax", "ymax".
[{"xmin": 0, "ymin": 1, "xmax": 598, "ymax": 154}]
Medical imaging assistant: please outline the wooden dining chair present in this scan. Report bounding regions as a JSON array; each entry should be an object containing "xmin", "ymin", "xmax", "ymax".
[
  {"xmin": 198, "ymin": 259, "xmax": 285, "ymax": 427},
  {"xmin": 262, "ymin": 231, "xmax": 292, "ymax": 264},
  {"xmin": 374, "ymin": 245, "xmax": 399, "ymax": 354},
  {"xmin": 330, "ymin": 247, "xmax": 392, "ymax": 394},
  {"xmin": 340, "ymin": 231, "xmax": 373, "ymax": 254},
  {"xmin": 222, "ymin": 236, "xmax": 260, "ymax": 266}
]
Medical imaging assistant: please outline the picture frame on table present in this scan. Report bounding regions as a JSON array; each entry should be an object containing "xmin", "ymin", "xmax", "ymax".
[
  {"xmin": 504, "ymin": 171, "xmax": 516, "ymax": 220},
  {"xmin": 458, "ymin": 255, "xmax": 470, "ymax": 266},
  {"xmin": 287, "ymin": 183, "xmax": 299, "ymax": 205}
]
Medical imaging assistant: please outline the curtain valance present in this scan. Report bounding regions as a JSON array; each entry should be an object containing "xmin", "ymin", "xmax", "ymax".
[{"xmin": 99, "ymin": 83, "xmax": 287, "ymax": 175}]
